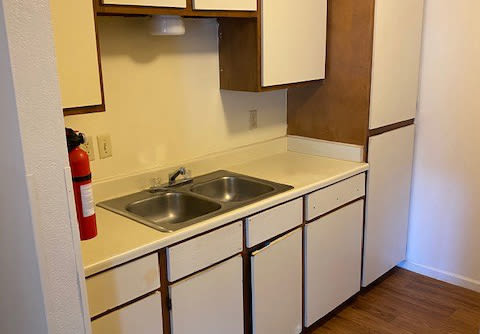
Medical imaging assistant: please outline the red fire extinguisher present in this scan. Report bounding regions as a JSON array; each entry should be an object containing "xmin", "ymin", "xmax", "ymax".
[{"xmin": 66, "ymin": 128, "xmax": 98, "ymax": 241}]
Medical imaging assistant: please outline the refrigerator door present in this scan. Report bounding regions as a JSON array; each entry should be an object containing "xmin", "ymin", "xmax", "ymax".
[
  {"xmin": 369, "ymin": 0, "xmax": 424, "ymax": 129},
  {"xmin": 363, "ymin": 125, "xmax": 415, "ymax": 287}
]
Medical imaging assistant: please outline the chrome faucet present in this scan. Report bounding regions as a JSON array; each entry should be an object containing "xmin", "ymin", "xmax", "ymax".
[{"xmin": 168, "ymin": 167, "xmax": 192, "ymax": 186}]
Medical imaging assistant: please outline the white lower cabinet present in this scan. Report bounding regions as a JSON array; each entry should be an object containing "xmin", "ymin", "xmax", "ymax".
[
  {"xmin": 251, "ymin": 228, "xmax": 303, "ymax": 334},
  {"xmin": 91, "ymin": 292, "xmax": 163, "ymax": 334},
  {"xmin": 304, "ymin": 201, "xmax": 364, "ymax": 327},
  {"xmin": 363, "ymin": 125, "xmax": 415, "ymax": 286},
  {"xmin": 169, "ymin": 255, "xmax": 244, "ymax": 334}
]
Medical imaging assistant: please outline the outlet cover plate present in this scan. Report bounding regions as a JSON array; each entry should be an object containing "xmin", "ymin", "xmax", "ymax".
[
  {"xmin": 82, "ymin": 136, "xmax": 95, "ymax": 161},
  {"xmin": 97, "ymin": 134, "xmax": 112, "ymax": 159}
]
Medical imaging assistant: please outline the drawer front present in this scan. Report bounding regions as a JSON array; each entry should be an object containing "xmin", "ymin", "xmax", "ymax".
[
  {"xmin": 86, "ymin": 254, "xmax": 160, "ymax": 317},
  {"xmin": 91, "ymin": 292, "xmax": 163, "ymax": 334},
  {"xmin": 103, "ymin": 0, "xmax": 187, "ymax": 8},
  {"xmin": 305, "ymin": 174, "xmax": 365, "ymax": 221},
  {"xmin": 246, "ymin": 198, "xmax": 303, "ymax": 247},
  {"xmin": 167, "ymin": 222, "xmax": 243, "ymax": 282},
  {"xmin": 193, "ymin": 0, "xmax": 257, "ymax": 11}
]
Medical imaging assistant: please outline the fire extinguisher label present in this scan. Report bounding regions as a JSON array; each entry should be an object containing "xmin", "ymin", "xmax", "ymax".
[{"xmin": 80, "ymin": 183, "xmax": 95, "ymax": 218}]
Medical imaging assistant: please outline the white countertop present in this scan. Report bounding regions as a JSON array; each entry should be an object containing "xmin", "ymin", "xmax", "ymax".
[{"xmin": 81, "ymin": 151, "xmax": 368, "ymax": 277}]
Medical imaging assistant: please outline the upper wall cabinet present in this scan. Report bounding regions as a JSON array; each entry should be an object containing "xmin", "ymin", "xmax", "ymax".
[
  {"xmin": 369, "ymin": 0, "xmax": 424, "ymax": 129},
  {"xmin": 102, "ymin": 0, "xmax": 186, "ymax": 7},
  {"xmin": 50, "ymin": 0, "xmax": 104, "ymax": 115},
  {"xmin": 96, "ymin": 0, "xmax": 257, "ymax": 17},
  {"xmin": 193, "ymin": 0, "xmax": 257, "ymax": 11},
  {"xmin": 219, "ymin": 0, "xmax": 327, "ymax": 92},
  {"xmin": 261, "ymin": 0, "xmax": 327, "ymax": 87}
]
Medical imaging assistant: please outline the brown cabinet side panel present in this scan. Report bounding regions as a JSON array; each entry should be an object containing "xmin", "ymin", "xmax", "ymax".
[
  {"xmin": 218, "ymin": 18, "xmax": 260, "ymax": 92},
  {"xmin": 287, "ymin": 0, "xmax": 375, "ymax": 146}
]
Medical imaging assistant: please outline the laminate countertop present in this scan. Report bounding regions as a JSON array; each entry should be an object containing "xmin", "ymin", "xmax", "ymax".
[{"xmin": 81, "ymin": 151, "xmax": 368, "ymax": 277}]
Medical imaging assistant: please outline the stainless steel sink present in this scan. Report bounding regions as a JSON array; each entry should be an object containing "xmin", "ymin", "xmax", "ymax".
[
  {"xmin": 98, "ymin": 170, "xmax": 292, "ymax": 233},
  {"xmin": 127, "ymin": 192, "xmax": 221, "ymax": 226},
  {"xmin": 191, "ymin": 176, "xmax": 275, "ymax": 202}
]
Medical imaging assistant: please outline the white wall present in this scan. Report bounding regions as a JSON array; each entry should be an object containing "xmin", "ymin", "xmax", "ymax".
[
  {"xmin": 405, "ymin": 0, "xmax": 480, "ymax": 292},
  {"xmin": 65, "ymin": 17, "xmax": 287, "ymax": 182},
  {"xmin": 0, "ymin": 0, "xmax": 89, "ymax": 333}
]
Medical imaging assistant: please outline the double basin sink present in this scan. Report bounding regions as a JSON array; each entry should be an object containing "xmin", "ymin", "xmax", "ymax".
[{"xmin": 98, "ymin": 170, "xmax": 293, "ymax": 233}]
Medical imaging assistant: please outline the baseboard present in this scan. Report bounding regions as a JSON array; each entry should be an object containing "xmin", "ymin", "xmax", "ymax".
[
  {"xmin": 399, "ymin": 261, "xmax": 480, "ymax": 293},
  {"xmin": 287, "ymin": 135, "xmax": 364, "ymax": 162}
]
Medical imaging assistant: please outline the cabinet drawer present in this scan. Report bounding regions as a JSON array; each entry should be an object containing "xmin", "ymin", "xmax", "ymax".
[
  {"xmin": 246, "ymin": 198, "xmax": 303, "ymax": 247},
  {"xmin": 103, "ymin": 0, "xmax": 187, "ymax": 8},
  {"xmin": 167, "ymin": 222, "xmax": 243, "ymax": 282},
  {"xmin": 193, "ymin": 0, "xmax": 256, "ymax": 11},
  {"xmin": 86, "ymin": 254, "xmax": 160, "ymax": 317},
  {"xmin": 305, "ymin": 174, "xmax": 365, "ymax": 221},
  {"xmin": 91, "ymin": 292, "xmax": 163, "ymax": 334}
]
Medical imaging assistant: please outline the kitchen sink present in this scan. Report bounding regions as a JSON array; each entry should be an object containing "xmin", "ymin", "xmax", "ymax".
[
  {"xmin": 98, "ymin": 170, "xmax": 292, "ymax": 233},
  {"xmin": 190, "ymin": 176, "xmax": 275, "ymax": 202},
  {"xmin": 126, "ymin": 192, "xmax": 221, "ymax": 226}
]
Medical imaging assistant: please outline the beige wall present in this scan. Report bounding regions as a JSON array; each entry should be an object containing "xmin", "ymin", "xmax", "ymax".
[
  {"xmin": 405, "ymin": 0, "xmax": 480, "ymax": 292},
  {"xmin": 65, "ymin": 17, "xmax": 287, "ymax": 182}
]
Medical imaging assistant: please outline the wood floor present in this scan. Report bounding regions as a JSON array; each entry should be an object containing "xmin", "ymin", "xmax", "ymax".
[{"xmin": 312, "ymin": 267, "xmax": 480, "ymax": 334}]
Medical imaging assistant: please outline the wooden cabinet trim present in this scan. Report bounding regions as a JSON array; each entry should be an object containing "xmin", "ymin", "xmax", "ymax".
[
  {"xmin": 63, "ymin": 104, "xmax": 105, "ymax": 116},
  {"xmin": 368, "ymin": 118, "xmax": 415, "ymax": 137},
  {"xmin": 90, "ymin": 290, "xmax": 159, "ymax": 321}
]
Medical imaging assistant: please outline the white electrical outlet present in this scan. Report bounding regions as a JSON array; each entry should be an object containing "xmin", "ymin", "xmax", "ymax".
[
  {"xmin": 249, "ymin": 109, "xmax": 258, "ymax": 130},
  {"xmin": 97, "ymin": 134, "xmax": 113, "ymax": 159},
  {"xmin": 81, "ymin": 136, "xmax": 95, "ymax": 161}
]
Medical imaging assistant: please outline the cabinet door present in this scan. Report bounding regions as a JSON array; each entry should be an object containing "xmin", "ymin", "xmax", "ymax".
[
  {"xmin": 369, "ymin": 0, "xmax": 424, "ymax": 129},
  {"xmin": 261, "ymin": 0, "xmax": 327, "ymax": 87},
  {"xmin": 103, "ymin": 0, "xmax": 186, "ymax": 7},
  {"xmin": 193, "ymin": 0, "xmax": 256, "ymax": 11},
  {"xmin": 252, "ymin": 229, "xmax": 302, "ymax": 334},
  {"xmin": 363, "ymin": 125, "xmax": 415, "ymax": 286},
  {"xmin": 50, "ymin": 0, "xmax": 102, "ymax": 109},
  {"xmin": 305, "ymin": 201, "xmax": 363, "ymax": 327},
  {"xmin": 91, "ymin": 292, "xmax": 163, "ymax": 334},
  {"xmin": 170, "ymin": 255, "xmax": 244, "ymax": 334}
]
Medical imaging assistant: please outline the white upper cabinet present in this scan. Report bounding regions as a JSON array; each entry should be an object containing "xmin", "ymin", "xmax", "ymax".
[
  {"xmin": 369, "ymin": 0, "xmax": 425, "ymax": 129},
  {"xmin": 193, "ymin": 0, "xmax": 256, "ymax": 11},
  {"xmin": 363, "ymin": 125, "xmax": 415, "ymax": 287},
  {"xmin": 50, "ymin": 0, "xmax": 102, "ymax": 109},
  {"xmin": 102, "ymin": 0, "xmax": 187, "ymax": 7},
  {"xmin": 261, "ymin": 0, "xmax": 327, "ymax": 87}
]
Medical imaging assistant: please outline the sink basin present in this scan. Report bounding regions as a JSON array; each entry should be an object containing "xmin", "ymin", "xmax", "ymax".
[
  {"xmin": 126, "ymin": 192, "xmax": 221, "ymax": 226},
  {"xmin": 98, "ymin": 170, "xmax": 292, "ymax": 233},
  {"xmin": 191, "ymin": 176, "xmax": 275, "ymax": 202}
]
